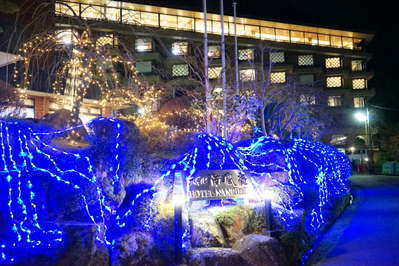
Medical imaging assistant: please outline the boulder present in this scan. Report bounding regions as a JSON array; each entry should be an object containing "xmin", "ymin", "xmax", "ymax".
[
  {"xmin": 190, "ymin": 208, "xmax": 226, "ymax": 248},
  {"xmin": 56, "ymin": 223, "xmax": 109, "ymax": 266},
  {"xmin": 215, "ymin": 205, "xmax": 265, "ymax": 247},
  {"xmin": 188, "ymin": 248, "xmax": 250, "ymax": 266},
  {"xmin": 110, "ymin": 231, "xmax": 158, "ymax": 266},
  {"xmin": 233, "ymin": 234, "xmax": 288, "ymax": 266}
]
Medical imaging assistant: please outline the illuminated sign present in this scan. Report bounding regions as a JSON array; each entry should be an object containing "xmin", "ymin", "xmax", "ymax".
[{"xmin": 188, "ymin": 170, "xmax": 248, "ymax": 200}]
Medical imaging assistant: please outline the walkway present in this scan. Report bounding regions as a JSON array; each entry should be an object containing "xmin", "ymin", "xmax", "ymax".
[{"xmin": 306, "ymin": 175, "xmax": 399, "ymax": 266}]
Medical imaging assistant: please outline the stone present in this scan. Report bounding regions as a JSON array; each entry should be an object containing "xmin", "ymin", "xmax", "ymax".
[
  {"xmin": 190, "ymin": 208, "xmax": 226, "ymax": 248},
  {"xmin": 233, "ymin": 234, "xmax": 288, "ymax": 266},
  {"xmin": 110, "ymin": 231, "xmax": 158, "ymax": 266},
  {"xmin": 56, "ymin": 223, "xmax": 109, "ymax": 266},
  {"xmin": 215, "ymin": 205, "xmax": 264, "ymax": 247},
  {"xmin": 188, "ymin": 248, "xmax": 250, "ymax": 266}
]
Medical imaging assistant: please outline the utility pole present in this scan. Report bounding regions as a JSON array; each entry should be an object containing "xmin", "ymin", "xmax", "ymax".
[
  {"xmin": 203, "ymin": 0, "xmax": 211, "ymax": 133},
  {"xmin": 220, "ymin": 0, "xmax": 227, "ymax": 138},
  {"xmin": 233, "ymin": 1, "xmax": 239, "ymax": 95}
]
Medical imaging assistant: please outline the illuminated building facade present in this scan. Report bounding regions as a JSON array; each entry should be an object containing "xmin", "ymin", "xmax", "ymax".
[{"xmin": 2, "ymin": 0, "xmax": 375, "ymax": 149}]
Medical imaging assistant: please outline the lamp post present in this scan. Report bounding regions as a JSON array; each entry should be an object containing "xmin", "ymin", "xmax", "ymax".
[{"xmin": 354, "ymin": 107, "xmax": 371, "ymax": 172}]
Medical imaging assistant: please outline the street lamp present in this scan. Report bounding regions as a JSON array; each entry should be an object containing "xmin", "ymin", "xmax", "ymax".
[{"xmin": 353, "ymin": 107, "xmax": 372, "ymax": 172}]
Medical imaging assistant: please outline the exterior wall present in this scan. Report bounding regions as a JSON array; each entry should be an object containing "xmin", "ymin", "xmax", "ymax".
[{"xmin": 50, "ymin": 1, "xmax": 375, "ymax": 150}]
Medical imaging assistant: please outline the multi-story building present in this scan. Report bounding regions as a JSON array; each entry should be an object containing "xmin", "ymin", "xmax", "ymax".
[{"xmin": 1, "ymin": 0, "xmax": 375, "ymax": 151}]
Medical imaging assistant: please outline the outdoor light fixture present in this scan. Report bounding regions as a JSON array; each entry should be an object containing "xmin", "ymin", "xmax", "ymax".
[
  {"xmin": 354, "ymin": 111, "xmax": 367, "ymax": 122},
  {"xmin": 349, "ymin": 146, "xmax": 356, "ymax": 153},
  {"xmin": 137, "ymin": 107, "xmax": 145, "ymax": 116}
]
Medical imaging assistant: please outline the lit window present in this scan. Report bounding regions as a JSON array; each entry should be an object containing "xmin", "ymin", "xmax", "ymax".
[
  {"xmin": 122, "ymin": 9, "xmax": 140, "ymax": 24},
  {"xmin": 105, "ymin": 7, "xmax": 121, "ymax": 22},
  {"xmin": 135, "ymin": 38, "xmax": 152, "ymax": 52},
  {"xmin": 96, "ymin": 34, "xmax": 117, "ymax": 47},
  {"xmin": 260, "ymin": 27, "xmax": 275, "ymax": 40},
  {"xmin": 318, "ymin": 34, "xmax": 330, "ymax": 46},
  {"xmin": 55, "ymin": 29, "xmax": 78, "ymax": 45},
  {"xmin": 331, "ymin": 36, "xmax": 343, "ymax": 48},
  {"xmin": 300, "ymin": 95, "xmax": 316, "ymax": 105},
  {"xmin": 342, "ymin": 37, "xmax": 354, "ymax": 49},
  {"xmin": 240, "ymin": 69, "xmax": 256, "ymax": 81},
  {"xmin": 275, "ymin": 29, "xmax": 289, "ymax": 42},
  {"xmin": 55, "ymin": 2, "xmax": 79, "ymax": 17},
  {"xmin": 208, "ymin": 46, "xmax": 220, "ymax": 58},
  {"xmin": 298, "ymin": 55, "xmax": 314, "ymax": 66},
  {"xmin": 208, "ymin": 67, "xmax": 222, "ymax": 79},
  {"xmin": 326, "ymin": 76, "xmax": 342, "ymax": 88},
  {"xmin": 270, "ymin": 51, "xmax": 285, "ymax": 63},
  {"xmin": 325, "ymin": 57, "xmax": 341, "ymax": 68},
  {"xmin": 353, "ymin": 97, "xmax": 365, "ymax": 108},
  {"xmin": 351, "ymin": 60, "xmax": 364, "ymax": 71},
  {"xmin": 172, "ymin": 64, "xmax": 189, "ymax": 77},
  {"xmin": 160, "ymin": 14, "xmax": 177, "ymax": 30},
  {"xmin": 178, "ymin": 17, "xmax": 194, "ymax": 31},
  {"xmin": 141, "ymin": 12, "xmax": 159, "ymax": 27},
  {"xmin": 80, "ymin": 4, "xmax": 104, "ymax": 20},
  {"xmin": 298, "ymin": 74, "xmax": 314, "ymax": 84},
  {"xmin": 136, "ymin": 61, "xmax": 152, "ymax": 73},
  {"xmin": 352, "ymin": 79, "xmax": 367, "ymax": 89},
  {"xmin": 291, "ymin": 31, "xmax": 304, "ymax": 43},
  {"xmin": 172, "ymin": 42, "xmax": 189, "ymax": 56},
  {"xmin": 270, "ymin": 72, "xmax": 286, "ymax": 84},
  {"xmin": 238, "ymin": 49, "xmax": 254, "ymax": 61},
  {"xmin": 328, "ymin": 96, "xmax": 342, "ymax": 107},
  {"xmin": 304, "ymin": 32, "xmax": 318, "ymax": 46}
]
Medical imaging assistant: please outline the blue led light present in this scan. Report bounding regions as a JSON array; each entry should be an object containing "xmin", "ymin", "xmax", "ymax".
[{"xmin": 1, "ymin": 118, "xmax": 350, "ymax": 262}]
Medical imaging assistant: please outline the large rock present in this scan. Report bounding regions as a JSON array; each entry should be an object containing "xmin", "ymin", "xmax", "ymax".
[
  {"xmin": 188, "ymin": 248, "xmax": 250, "ymax": 266},
  {"xmin": 233, "ymin": 234, "xmax": 288, "ymax": 266},
  {"xmin": 56, "ymin": 223, "xmax": 109, "ymax": 266},
  {"xmin": 110, "ymin": 231, "xmax": 159, "ymax": 266},
  {"xmin": 190, "ymin": 208, "xmax": 226, "ymax": 248},
  {"xmin": 215, "ymin": 205, "xmax": 265, "ymax": 247}
]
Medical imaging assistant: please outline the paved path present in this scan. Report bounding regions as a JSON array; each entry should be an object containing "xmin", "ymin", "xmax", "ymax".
[{"xmin": 306, "ymin": 175, "xmax": 399, "ymax": 266}]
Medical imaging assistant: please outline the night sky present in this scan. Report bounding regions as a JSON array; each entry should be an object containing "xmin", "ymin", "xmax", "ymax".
[{"xmin": 132, "ymin": 0, "xmax": 399, "ymax": 122}]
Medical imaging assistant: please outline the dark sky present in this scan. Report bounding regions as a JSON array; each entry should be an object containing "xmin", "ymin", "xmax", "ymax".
[{"xmin": 135, "ymin": 0, "xmax": 398, "ymax": 121}]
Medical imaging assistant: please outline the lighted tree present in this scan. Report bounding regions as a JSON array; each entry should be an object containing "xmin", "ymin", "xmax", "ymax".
[{"xmin": 14, "ymin": 29, "xmax": 161, "ymax": 126}]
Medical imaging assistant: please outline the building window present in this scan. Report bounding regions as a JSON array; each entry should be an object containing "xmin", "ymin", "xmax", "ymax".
[
  {"xmin": 325, "ymin": 57, "xmax": 341, "ymax": 68},
  {"xmin": 270, "ymin": 51, "xmax": 285, "ymax": 63},
  {"xmin": 240, "ymin": 69, "xmax": 256, "ymax": 81},
  {"xmin": 300, "ymin": 95, "xmax": 316, "ymax": 105},
  {"xmin": 172, "ymin": 64, "xmax": 189, "ymax": 77},
  {"xmin": 238, "ymin": 48, "xmax": 254, "ymax": 61},
  {"xmin": 352, "ymin": 78, "xmax": 367, "ymax": 90},
  {"xmin": 270, "ymin": 72, "xmax": 286, "ymax": 84},
  {"xmin": 208, "ymin": 66, "xmax": 222, "ymax": 79},
  {"xmin": 55, "ymin": 29, "xmax": 78, "ymax": 45},
  {"xmin": 298, "ymin": 55, "xmax": 314, "ymax": 66},
  {"xmin": 351, "ymin": 60, "xmax": 364, "ymax": 71},
  {"xmin": 136, "ymin": 61, "xmax": 152, "ymax": 73},
  {"xmin": 172, "ymin": 41, "xmax": 188, "ymax": 55},
  {"xmin": 208, "ymin": 45, "xmax": 220, "ymax": 58},
  {"xmin": 328, "ymin": 96, "xmax": 342, "ymax": 107},
  {"xmin": 135, "ymin": 38, "xmax": 152, "ymax": 52},
  {"xmin": 353, "ymin": 97, "xmax": 365, "ymax": 108},
  {"xmin": 96, "ymin": 34, "xmax": 118, "ymax": 47},
  {"xmin": 326, "ymin": 76, "xmax": 342, "ymax": 88},
  {"xmin": 298, "ymin": 74, "xmax": 314, "ymax": 84}
]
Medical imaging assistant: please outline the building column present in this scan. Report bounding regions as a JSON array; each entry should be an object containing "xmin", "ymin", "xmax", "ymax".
[{"xmin": 33, "ymin": 96, "xmax": 49, "ymax": 119}]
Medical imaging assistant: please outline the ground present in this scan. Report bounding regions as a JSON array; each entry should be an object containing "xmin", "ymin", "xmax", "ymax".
[{"xmin": 306, "ymin": 175, "xmax": 399, "ymax": 266}]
